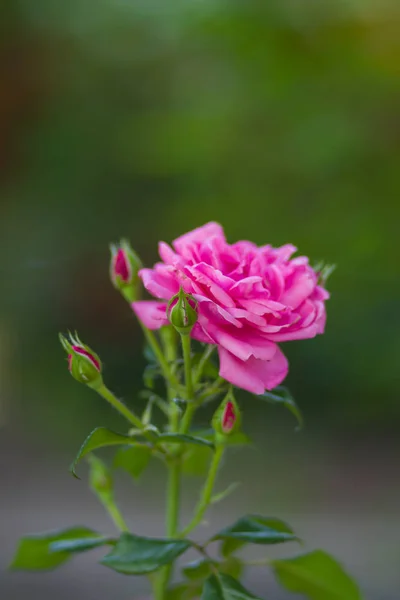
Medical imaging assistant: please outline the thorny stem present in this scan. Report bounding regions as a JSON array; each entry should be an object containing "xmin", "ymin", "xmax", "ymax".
[
  {"xmin": 193, "ymin": 344, "xmax": 216, "ymax": 385},
  {"xmin": 102, "ymin": 497, "xmax": 129, "ymax": 533},
  {"xmin": 97, "ymin": 385, "xmax": 157, "ymax": 445},
  {"xmin": 181, "ymin": 334, "xmax": 194, "ymax": 402},
  {"xmin": 140, "ymin": 324, "xmax": 181, "ymax": 392},
  {"xmin": 155, "ymin": 329, "xmax": 181, "ymax": 600},
  {"xmin": 179, "ymin": 444, "xmax": 225, "ymax": 538},
  {"xmin": 180, "ymin": 402, "xmax": 197, "ymax": 434}
]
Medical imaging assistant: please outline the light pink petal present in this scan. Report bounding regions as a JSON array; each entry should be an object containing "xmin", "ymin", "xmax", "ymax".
[
  {"xmin": 173, "ymin": 222, "xmax": 225, "ymax": 255},
  {"xmin": 315, "ymin": 301, "xmax": 327, "ymax": 334},
  {"xmin": 184, "ymin": 263, "xmax": 235, "ymax": 308},
  {"xmin": 280, "ymin": 266, "xmax": 316, "ymax": 310},
  {"xmin": 269, "ymin": 243, "xmax": 297, "ymax": 262},
  {"xmin": 218, "ymin": 345, "xmax": 288, "ymax": 394},
  {"xmin": 291, "ymin": 256, "xmax": 309, "ymax": 267},
  {"xmin": 158, "ymin": 241, "xmax": 182, "ymax": 266},
  {"xmin": 265, "ymin": 264, "xmax": 285, "ymax": 299},
  {"xmin": 257, "ymin": 346, "xmax": 289, "ymax": 390},
  {"xmin": 132, "ymin": 301, "xmax": 168, "ymax": 330},
  {"xmin": 218, "ymin": 347, "xmax": 266, "ymax": 394},
  {"xmin": 191, "ymin": 323, "xmax": 216, "ymax": 344},
  {"xmin": 265, "ymin": 300, "xmax": 326, "ymax": 341},
  {"xmin": 140, "ymin": 266, "xmax": 179, "ymax": 299},
  {"xmin": 228, "ymin": 307, "xmax": 267, "ymax": 327},
  {"xmin": 209, "ymin": 321, "xmax": 276, "ymax": 362},
  {"xmin": 198, "ymin": 235, "xmax": 238, "ymax": 273},
  {"xmin": 314, "ymin": 285, "xmax": 330, "ymax": 301},
  {"xmin": 239, "ymin": 298, "xmax": 286, "ymax": 317},
  {"xmin": 230, "ymin": 276, "xmax": 264, "ymax": 297}
]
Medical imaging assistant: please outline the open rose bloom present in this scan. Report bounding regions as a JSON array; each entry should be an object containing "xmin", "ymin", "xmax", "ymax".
[{"xmin": 133, "ymin": 222, "xmax": 329, "ymax": 394}]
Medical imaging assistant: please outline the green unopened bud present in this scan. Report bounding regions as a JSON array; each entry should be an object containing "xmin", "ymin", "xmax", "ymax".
[
  {"xmin": 59, "ymin": 332, "xmax": 103, "ymax": 389},
  {"xmin": 110, "ymin": 239, "xmax": 142, "ymax": 302},
  {"xmin": 212, "ymin": 391, "xmax": 241, "ymax": 439},
  {"xmin": 88, "ymin": 455, "xmax": 113, "ymax": 499},
  {"xmin": 167, "ymin": 287, "xmax": 198, "ymax": 335}
]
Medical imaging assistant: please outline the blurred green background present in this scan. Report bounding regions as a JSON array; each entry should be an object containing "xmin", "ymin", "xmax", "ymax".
[{"xmin": 1, "ymin": 1, "xmax": 399, "ymax": 598}]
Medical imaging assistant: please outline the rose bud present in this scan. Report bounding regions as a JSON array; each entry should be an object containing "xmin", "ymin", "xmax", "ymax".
[
  {"xmin": 59, "ymin": 332, "xmax": 103, "ymax": 389},
  {"xmin": 110, "ymin": 239, "xmax": 142, "ymax": 302},
  {"xmin": 167, "ymin": 287, "xmax": 197, "ymax": 335},
  {"xmin": 212, "ymin": 392, "xmax": 241, "ymax": 437}
]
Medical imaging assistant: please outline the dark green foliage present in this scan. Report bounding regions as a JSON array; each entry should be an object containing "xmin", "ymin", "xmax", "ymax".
[
  {"xmin": 70, "ymin": 427, "xmax": 150, "ymax": 477},
  {"xmin": 201, "ymin": 574, "xmax": 261, "ymax": 600},
  {"xmin": 100, "ymin": 533, "xmax": 192, "ymax": 575},
  {"xmin": 272, "ymin": 550, "xmax": 363, "ymax": 599},
  {"xmin": 10, "ymin": 527, "xmax": 111, "ymax": 571},
  {"xmin": 213, "ymin": 514, "xmax": 298, "ymax": 546}
]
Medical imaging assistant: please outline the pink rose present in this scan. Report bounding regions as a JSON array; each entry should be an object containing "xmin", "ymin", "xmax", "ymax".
[{"xmin": 133, "ymin": 222, "xmax": 329, "ymax": 394}]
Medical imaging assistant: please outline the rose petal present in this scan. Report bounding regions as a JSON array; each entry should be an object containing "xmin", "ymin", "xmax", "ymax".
[
  {"xmin": 140, "ymin": 266, "xmax": 179, "ymax": 299},
  {"xmin": 173, "ymin": 222, "xmax": 225, "ymax": 256},
  {"xmin": 265, "ymin": 300, "xmax": 326, "ymax": 341},
  {"xmin": 183, "ymin": 263, "xmax": 235, "ymax": 308},
  {"xmin": 132, "ymin": 301, "xmax": 168, "ymax": 330},
  {"xmin": 280, "ymin": 266, "xmax": 316, "ymax": 310},
  {"xmin": 218, "ymin": 345, "xmax": 288, "ymax": 394},
  {"xmin": 158, "ymin": 241, "xmax": 181, "ymax": 266}
]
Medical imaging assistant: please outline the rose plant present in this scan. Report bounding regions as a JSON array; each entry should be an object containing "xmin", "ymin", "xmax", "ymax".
[{"xmin": 10, "ymin": 223, "xmax": 361, "ymax": 599}]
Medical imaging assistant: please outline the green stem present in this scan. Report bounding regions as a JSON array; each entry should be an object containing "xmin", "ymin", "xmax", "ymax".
[
  {"xmin": 179, "ymin": 444, "xmax": 224, "ymax": 538},
  {"xmin": 166, "ymin": 460, "xmax": 181, "ymax": 536},
  {"xmin": 179, "ymin": 333, "xmax": 197, "ymax": 434},
  {"xmin": 155, "ymin": 329, "xmax": 182, "ymax": 600},
  {"xmin": 155, "ymin": 456, "xmax": 181, "ymax": 600},
  {"xmin": 140, "ymin": 324, "xmax": 181, "ymax": 391},
  {"xmin": 97, "ymin": 384, "xmax": 157, "ymax": 447},
  {"xmin": 97, "ymin": 384, "xmax": 145, "ymax": 429},
  {"xmin": 181, "ymin": 334, "xmax": 194, "ymax": 401},
  {"xmin": 193, "ymin": 345, "xmax": 216, "ymax": 385},
  {"xmin": 180, "ymin": 402, "xmax": 197, "ymax": 434},
  {"xmin": 197, "ymin": 376, "xmax": 227, "ymax": 403},
  {"xmin": 100, "ymin": 495, "xmax": 129, "ymax": 532}
]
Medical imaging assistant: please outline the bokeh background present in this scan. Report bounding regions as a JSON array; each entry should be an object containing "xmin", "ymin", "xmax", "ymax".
[{"xmin": 1, "ymin": 0, "xmax": 399, "ymax": 598}]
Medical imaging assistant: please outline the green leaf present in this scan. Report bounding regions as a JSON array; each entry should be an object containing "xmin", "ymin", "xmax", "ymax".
[
  {"xmin": 211, "ymin": 483, "xmax": 241, "ymax": 505},
  {"xmin": 50, "ymin": 536, "xmax": 113, "ymax": 553},
  {"xmin": 70, "ymin": 427, "xmax": 145, "ymax": 477},
  {"xmin": 219, "ymin": 557, "xmax": 244, "ymax": 580},
  {"xmin": 201, "ymin": 574, "xmax": 261, "ymax": 600},
  {"xmin": 182, "ymin": 444, "xmax": 212, "ymax": 477},
  {"xmin": 259, "ymin": 386, "xmax": 303, "ymax": 429},
  {"xmin": 225, "ymin": 432, "xmax": 252, "ymax": 446},
  {"xmin": 156, "ymin": 433, "xmax": 215, "ymax": 449},
  {"xmin": 10, "ymin": 527, "xmax": 105, "ymax": 571},
  {"xmin": 100, "ymin": 532, "xmax": 192, "ymax": 575},
  {"xmin": 183, "ymin": 558, "xmax": 214, "ymax": 581},
  {"xmin": 272, "ymin": 550, "xmax": 363, "ymax": 600},
  {"xmin": 213, "ymin": 515, "xmax": 298, "ymax": 546},
  {"xmin": 114, "ymin": 445, "xmax": 152, "ymax": 479},
  {"xmin": 166, "ymin": 582, "xmax": 203, "ymax": 600},
  {"xmin": 220, "ymin": 539, "xmax": 247, "ymax": 559},
  {"xmin": 313, "ymin": 262, "xmax": 336, "ymax": 286},
  {"xmin": 193, "ymin": 429, "xmax": 251, "ymax": 446}
]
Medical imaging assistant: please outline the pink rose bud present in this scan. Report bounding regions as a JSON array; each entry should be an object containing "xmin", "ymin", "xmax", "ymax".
[
  {"xmin": 59, "ymin": 332, "xmax": 103, "ymax": 389},
  {"xmin": 221, "ymin": 401, "xmax": 236, "ymax": 434},
  {"xmin": 110, "ymin": 239, "xmax": 142, "ymax": 303},
  {"xmin": 212, "ymin": 392, "xmax": 241, "ymax": 438},
  {"xmin": 167, "ymin": 287, "xmax": 197, "ymax": 335}
]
